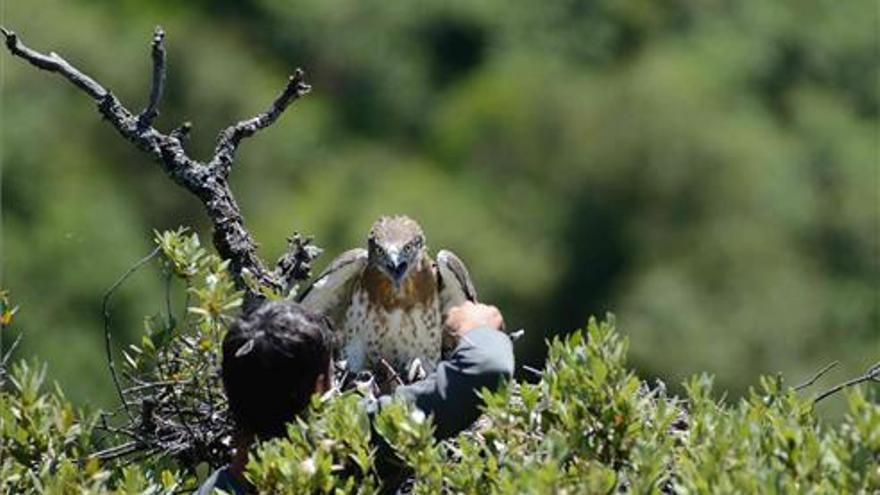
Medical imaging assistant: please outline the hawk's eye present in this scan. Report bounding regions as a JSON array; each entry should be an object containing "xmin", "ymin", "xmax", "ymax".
[{"xmin": 368, "ymin": 238, "xmax": 384, "ymax": 257}]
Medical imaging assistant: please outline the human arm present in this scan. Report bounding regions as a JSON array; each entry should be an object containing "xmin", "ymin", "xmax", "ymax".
[{"xmin": 380, "ymin": 303, "xmax": 513, "ymax": 438}]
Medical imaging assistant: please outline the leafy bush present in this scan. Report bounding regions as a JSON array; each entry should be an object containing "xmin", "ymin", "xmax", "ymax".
[
  {"xmin": 115, "ymin": 229, "xmax": 243, "ymax": 469},
  {"xmin": 246, "ymin": 318, "xmax": 878, "ymax": 494},
  {"xmin": 0, "ymin": 361, "xmax": 185, "ymax": 494},
  {"xmin": 1, "ymin": 231, "xmax": 877, "ymax": 493}
]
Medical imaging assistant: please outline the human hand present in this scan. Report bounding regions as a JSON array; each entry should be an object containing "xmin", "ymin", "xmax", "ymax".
[{"xmin": 445, "ymin": 302, "xmax": 505, "ymax": 339}]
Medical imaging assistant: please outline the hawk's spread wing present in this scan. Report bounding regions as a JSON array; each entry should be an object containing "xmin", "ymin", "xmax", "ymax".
[
  {"xmin": 298, "ymin": 248, "xmax": 367, "ymax": 327},
  {"xmin": 436, "ymin": 249, "xmax": 478, "ymax": 354}
]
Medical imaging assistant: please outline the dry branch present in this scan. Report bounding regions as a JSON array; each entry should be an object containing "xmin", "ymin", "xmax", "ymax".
[
  {"xmin": 138, "ymin": 27, "xmax": 166, "ymax": 128},
  {"xmin": 813, "ymin": 361, "xmax": 880, "ymax": 405},
  {"xmin": 102, "ymin": 247, "xmax": 162, "ymax": 423},
  {"xmin": 1, "ymin": 26, "xmax": 320, "ymax": 305},
  {"xmin": 2, "ymin": 27, "xmax": 325, "ymax": 467},
  {"xmin": 793, "ymin": 361, "xmax": 839, "ymax": 392},
  {"xmin": 209, "ymin": 69, "xmax": 310, "ymax": 179}
]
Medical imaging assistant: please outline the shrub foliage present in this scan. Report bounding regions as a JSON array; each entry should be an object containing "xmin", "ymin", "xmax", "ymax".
[{"xmin": 0, "ymin": 231, "xmax": 877, "ymax": 493}]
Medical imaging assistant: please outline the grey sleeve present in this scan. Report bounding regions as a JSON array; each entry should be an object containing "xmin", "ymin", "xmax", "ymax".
[{"xmin": 383, "ymin": 327, "xmax": 514, "ymax": 439}]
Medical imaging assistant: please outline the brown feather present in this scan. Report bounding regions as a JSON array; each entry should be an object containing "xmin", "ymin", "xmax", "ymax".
[
  {"xmin": 369, "ymin": 215, "xmax": 424, "ymax": 246},
  {"xmin": 361, "ymin": 253, "xmax": 436, "ymax": 311}
]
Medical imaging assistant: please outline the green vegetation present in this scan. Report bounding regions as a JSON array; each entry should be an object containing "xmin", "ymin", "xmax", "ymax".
[
  {"xmin": 2, "ymin": 0, "xmax": 876, "ymax": 412},
  {"xmin": 2, "ymin": 276, "xmax": 878, "ymax": 492},
  {"xmin": 1, "ymin": 1, "xmax": 877, "ymax": 490}
]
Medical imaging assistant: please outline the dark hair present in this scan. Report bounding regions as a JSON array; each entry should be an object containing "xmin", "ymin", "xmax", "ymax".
[{"xmin": 221, "ymin": 300, "xmax": 333, "ymax": 440}]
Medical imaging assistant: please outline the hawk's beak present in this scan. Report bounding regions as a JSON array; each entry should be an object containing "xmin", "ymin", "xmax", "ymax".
[{"xmin": 386, "ymin": 252, "xmax": 409, "ymax": 288}]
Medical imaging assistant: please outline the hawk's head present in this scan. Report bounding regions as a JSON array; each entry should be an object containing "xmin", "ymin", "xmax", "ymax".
[{"xmin": 367, "ymin": 215, "xmax": 426, "ymax": 289}]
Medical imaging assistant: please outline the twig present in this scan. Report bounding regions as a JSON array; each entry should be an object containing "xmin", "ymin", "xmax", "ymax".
[
  {"xmin": 1, "ymin": 27, "xmax": 106, "ymax": 98},
  {"xmin": 0, "ymin": 26, "xmax": 320, "ymax": 303},
  {"xmin": 138, "ymin": 26, "xmax": 165, "ymax": 128},
  {"xmin": 102, "ymin": 246, "xmax": 161, "ymax": 421},
  {"xmin": 275, "ymin": 233, "xmax": 323, "ymax": 294},
  {"xmin": 1, "ymin": 331, "xmax": 22, "ymax": 365},
  {"xmin": 794, "ymin": 361, "xmax": 839, "ymax": 391},
  {"xmin": 2, "ymin": 24, "xmax": 321, "ymax": 470},
  {"xmin": 170, "ymin": 121, "xmax": 191, "ymax": 142},
  {"xmin": 208, "ymin": 69, "xmax": 311, "ymax": 178},
  {"xmin": 814, "ymin": 362, "xmax": 880, "ymax": 404},
  {"xmin": 119, "ymin": 447, "xmax": 163, "ymax": 468},
  {"xmin": 379, "ymin": 358, "xmax": 405, "ymax": 387},
  {"xmin": 89, "ymin": 441, "xmax": 142, "ymax": 461},
  {"xmin": 123, "ymin": 379, "xmax": 191, "ymax": 394},
  {"xmin": 163, "ymin": 269, "xmax": 175, "ymax": 332},
  {"xmin": 522, "ymin": 365, "xmax": 543, "ymax": 377},
  {"xmin": 156, "ymin": 349, "xmax": 198, "ymax": 447}
]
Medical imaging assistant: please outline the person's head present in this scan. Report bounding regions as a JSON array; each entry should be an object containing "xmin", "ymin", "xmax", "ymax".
[{"xmin": 221, "ymin": 300, "xmax": 334, "ymax": 440}]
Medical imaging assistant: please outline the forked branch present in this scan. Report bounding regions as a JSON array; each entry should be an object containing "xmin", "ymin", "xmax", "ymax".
[
  {"xmin": 1, "ymin": 26, "xmax": 320, "ymax": 304},
  {"xmin": 813, "ymin": 361, "xmax": 880, "ymax": 405}
]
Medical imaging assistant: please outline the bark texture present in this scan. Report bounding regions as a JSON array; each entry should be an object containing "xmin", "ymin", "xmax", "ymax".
[{"xmin": 1, "ymin": 26, "xmax": 321, "ymax": 305}]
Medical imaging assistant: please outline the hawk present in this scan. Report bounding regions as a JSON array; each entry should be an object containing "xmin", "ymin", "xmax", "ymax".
[{"xmin": 298, "ymin": 215, "xmax": 476, "ymax": 380}]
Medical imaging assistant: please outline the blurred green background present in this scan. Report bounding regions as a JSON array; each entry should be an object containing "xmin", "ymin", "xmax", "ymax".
[{"xmin": 1, "ymin": 0, "xmax": 877, "ymax": 414}]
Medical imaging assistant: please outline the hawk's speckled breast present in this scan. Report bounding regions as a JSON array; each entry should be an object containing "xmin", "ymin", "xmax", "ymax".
[{"xmin": 342, "ymin": 255, "xmax": 441, "ymax": 374}]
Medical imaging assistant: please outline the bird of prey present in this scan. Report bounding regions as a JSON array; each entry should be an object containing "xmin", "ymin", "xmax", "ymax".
[{"xmin": 299, "ymin": 215, "xmax": 476, "ymax": 380}]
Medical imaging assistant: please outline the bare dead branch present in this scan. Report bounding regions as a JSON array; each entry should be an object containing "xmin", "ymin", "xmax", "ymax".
[
  {"xmin": 275, "ymin": 232, "xmax": 323, "ymax": 293},
  {"xmin": 1, "ymin": 26, "xmax": 321, "ymax": 304},
  {"xmin": 794, "ymin": 361, "xmax": 839, "ymax": 392},
  {"xmin": 138, "ymin": 26, "xmax": 166, "ymax": 128},
  {"xmin": 89, "ymin": 441, "xmax": 142, "ymax": 461},
  {"xmin": 814, "ymin": 361, "xmax": 880, "ymax": 404},
  {"xmin": 123, "ymin": 379, "xmax": 193, "ymax": 394},
  {"xmin": 380, "ymin": 358, "xmax": 406, "ymax": 387},
  {"xmin": 1, "ymin": 27, "xmax": 107, "ymax": 99},
  {"xmin": 208, "ymin": 69, "xmax": 311, "ymax": 178},
  {"xmin": 2, "ymin": 27, "xmax": 208, "ymax": 199},
  {"xmin": 3, "ymin": 25, "xmax": 324, "ymax": 468},
  {"xmin": 170, "ymin": 121, "xmax": 192, "ymax": 142},
  {"xmin": 522, "ymin": 365, "xmax": 543, "ymax": 377}
]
